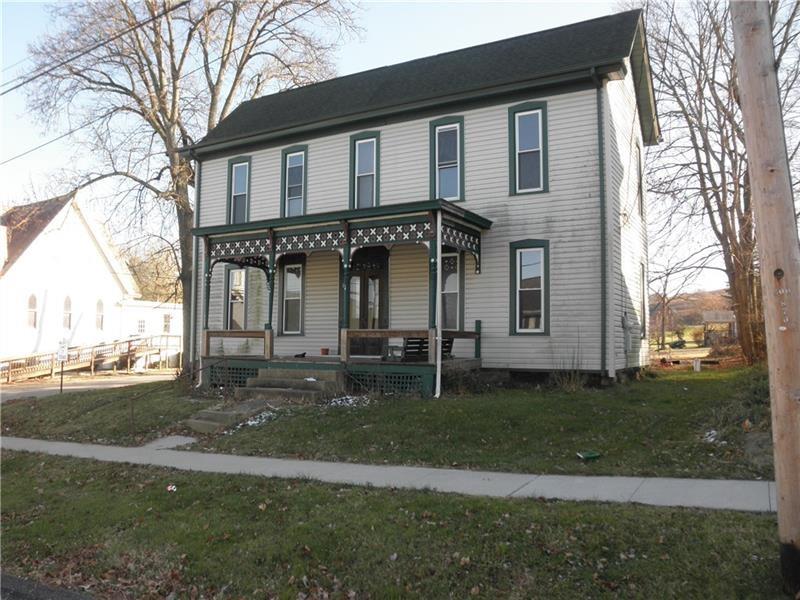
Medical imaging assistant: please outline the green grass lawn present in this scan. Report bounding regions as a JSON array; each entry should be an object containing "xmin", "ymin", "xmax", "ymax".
[
  {"xmin": 1, "ymin": 381, "xmax": 213, "ymax": 446},
  {"xmin": 0, "ymin": 451, "xmax": 781, "ymax": 598},
  {"xmin": 199, "ymin": 367, "xmax": 773, "ymax": 480}
]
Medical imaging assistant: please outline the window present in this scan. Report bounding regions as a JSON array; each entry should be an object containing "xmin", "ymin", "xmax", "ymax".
[
  {"xmin": 441, "ymin": 253, "xmax": 461, "ymax": 330},
  {"xmin": 282, "ymin": 147, "xmax": 307, "ymax": 217},
  {"xmin": 228, "ymin": 159, "xmax": 250, "ymax": 224},
  {"xmin": 509, "ymin": 240, "xmax": 549, "ymax": 335},
  {"xmin": 96, "ymin": 300, "xmax": 104, "ymax": 331},
  {"xmin": 282, "ymin": 263, "xmax": 303, "ymax": 334},
  {"xmin": 137, "ymin": 319, "xmax": 146, "ymax": 334},
  {"xmin": 509, "ymin": 102, "xmax": 548, "ymax": 194},
  {"xmin": 351, "ymin": 133, "xmax": 379, "ymax": 208},
  {"xmin": 163, "ymin": 313, "xmax": 172, "ymax": 334},
  {"xmin": 63, "ymin": 296, "xmax": 72, "ymax": 329},
  {"xmin": 636, "ymin": 143, "xmax": 644, "ymax": 217},
  {"xmin": 27, "ymin": 294, "xmax": 37, "ymax": 328},
  {"xmin": 226, "ymin": 268, "xmax": 246, "ymax": 330},
  {"xmin": 430, "ymin": 117, "xmax": 464, "ymax": 201}
]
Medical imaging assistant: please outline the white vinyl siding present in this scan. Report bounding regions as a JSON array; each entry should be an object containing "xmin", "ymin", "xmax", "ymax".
[{"xmin": 196, "ymin": 87, "xmax": 606, "ymax": 370}]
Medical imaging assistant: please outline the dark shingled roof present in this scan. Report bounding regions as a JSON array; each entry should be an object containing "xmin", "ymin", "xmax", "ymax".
[
  {"xmin": 1, "ymin": 193, "xmax": 72, "ymax": 276},
  {"xmin": 193, "ymin": 10, "xmax": 644, "ymax": 153}
]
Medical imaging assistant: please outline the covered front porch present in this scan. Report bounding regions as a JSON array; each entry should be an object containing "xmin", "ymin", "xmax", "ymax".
[{"xmin": 194, "ymin": 200, "xmax": 491, "ymax": 395}]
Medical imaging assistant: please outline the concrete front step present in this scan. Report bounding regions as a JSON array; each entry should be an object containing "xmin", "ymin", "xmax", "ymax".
[
  {"xmin": 234, "ymin": 386, "xmax": 323, "ymax": 404},
  {"xmin": 184, "ymin": 418, "xmax": 227, "ymax": 434},
  {"xmin": 256, "ymin": 367, "xmax": 342, "ymax": 382},
  {"xmin": 245, "ymin": 376, "xmax": 339, "ymax": 393}
]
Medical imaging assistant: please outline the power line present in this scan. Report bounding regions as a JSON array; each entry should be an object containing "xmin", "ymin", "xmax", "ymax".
[
  {"xmin": 0, "ymin": 0, "xmax": 330, "ymax": 167},
  {"xmin": 0, "ymin": 0, "xmax": 192, "ymax": 97}
]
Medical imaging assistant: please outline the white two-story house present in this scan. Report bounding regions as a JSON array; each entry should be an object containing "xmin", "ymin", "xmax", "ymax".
[{"xmin": 185, "ymin": 10, "xmax": 658, "ymax": 395}]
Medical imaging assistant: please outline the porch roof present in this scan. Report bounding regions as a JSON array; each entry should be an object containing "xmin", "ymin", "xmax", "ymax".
[{"xmin": 192, "ymin": 199, "xmax": 491, "ymax": 237}]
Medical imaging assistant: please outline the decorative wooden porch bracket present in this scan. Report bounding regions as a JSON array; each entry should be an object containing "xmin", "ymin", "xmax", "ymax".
[{"xmin": 441, "ymin": 220, "xmax": 482, "ymax": 273}]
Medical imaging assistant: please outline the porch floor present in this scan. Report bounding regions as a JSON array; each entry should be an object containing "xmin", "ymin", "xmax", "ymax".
[{"xmin": 202, "ymin": 354, "xmax": 480, "ymax": 372}]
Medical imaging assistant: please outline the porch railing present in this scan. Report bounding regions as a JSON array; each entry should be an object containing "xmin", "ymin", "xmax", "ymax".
[
  {"xmin": 203, "ymin": 329, "xmax": 274, "ymax": 359},
  {"xmin": 340, "ymin": 320, "xmax": 482, "ymax": 362}
]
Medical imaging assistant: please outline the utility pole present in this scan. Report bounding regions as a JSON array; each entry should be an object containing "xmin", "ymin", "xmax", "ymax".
[{"xmin": 731, "ymin": 2, "xmax": 800, "ymax": 593}]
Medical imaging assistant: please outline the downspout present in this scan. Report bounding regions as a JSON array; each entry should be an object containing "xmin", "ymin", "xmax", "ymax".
[
  {"xmin": 189, "ymin": 153, "xmax": 201, "ymax": 378},
  {"xmin": 591, "ymin": 67, "xmax": 614, "ymax": 380},
  {"xmin": 434, "ymin": 209, "xmax": 443, "ymax": 398}
]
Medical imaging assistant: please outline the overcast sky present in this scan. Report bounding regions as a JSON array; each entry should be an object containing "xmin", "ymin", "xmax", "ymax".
[{"xmin": 0, "ymin": 0, "xmax": 728, "ymax": 291}]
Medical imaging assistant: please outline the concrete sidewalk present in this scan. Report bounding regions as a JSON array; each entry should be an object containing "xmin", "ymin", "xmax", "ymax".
[{"xmin": 1, "ymin": 436, "xmax": 776, "ymax": 513}]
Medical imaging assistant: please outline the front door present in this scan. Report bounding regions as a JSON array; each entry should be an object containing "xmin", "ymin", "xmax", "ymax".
[{"xmin": 349, "ymin": 247, "xmax": 389, "ymax": 356}]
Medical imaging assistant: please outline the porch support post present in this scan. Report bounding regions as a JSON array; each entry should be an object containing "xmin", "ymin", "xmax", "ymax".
[
  {"xmin": 434, "ymin": 209, "xmax": 443, "ymax": 397},
  {"xmin": 266, "ymin": 230, "xmax": 276, "ymax": 330},
  {"xmin": 428, "ymin": 241, "xmax": 437, "ymax": 329},
  {"xmin": 202, "ymin": 236, "xmax": 212, "ymax": 330},
  {"xmin": 340, "ymin": 222, "xmax": 351, "ymax": 359}
]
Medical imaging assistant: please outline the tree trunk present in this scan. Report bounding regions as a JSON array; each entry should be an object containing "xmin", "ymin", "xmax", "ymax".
[
  {"xmin": 175, "ymin": 180, "xmax": 194, "ymax": 375},
  {"xmin": 727, "ymin": 265, "xmax": 765, "ymax": 364}
]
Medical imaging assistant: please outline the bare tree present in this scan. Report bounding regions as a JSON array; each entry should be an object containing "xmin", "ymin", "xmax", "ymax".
[
  {"xmin": 25, "ymin": 0, "xmax": 357, "ymax": 371},
  {"xmin": 641, "ymin": 0, "xmax": 800, "ymax": 364}
]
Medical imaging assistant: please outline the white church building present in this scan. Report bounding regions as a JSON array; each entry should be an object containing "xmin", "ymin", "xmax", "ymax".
[{"xmin": 0, "ymin": 192, "xmax": 182, "ymax": 360}]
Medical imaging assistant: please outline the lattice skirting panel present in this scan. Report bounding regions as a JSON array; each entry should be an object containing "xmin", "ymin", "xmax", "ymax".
[
  {"xmin": 209, "ymin": 364, "xmax": 259, "ymax": 388},
  {"xmin": 347, "ymin": 366, "xmax": 434, "ymax": 396}
]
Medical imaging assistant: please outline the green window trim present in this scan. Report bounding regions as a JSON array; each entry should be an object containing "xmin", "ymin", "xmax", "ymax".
[
  {"xmin": 226, "ymin": 155, "xmax": 252, "ymax": 224},
  {"xmin": 223, "ymin": 265, "xmax": 248, "ymax": 330},
  {"xmin": 508, "ymin": 101, "xmax": 549, "ymax": 195},
  {"xmin": 349, "ymin": 131, "xmax": 380, "ymax": 209},
  {"xmin": 429, "ymin": 116, "xmax": 465, "ymax": 202},
  {"xmin": 278, "ymin": 254, "xmax": 306, "ymax": 336},
  {"xmin": 280, "ymin": 144, "xmax": 308, "ymax": 218},
  {"xmin": 509, "ymin": 239, "xmax": 550, "ymax": 336}
]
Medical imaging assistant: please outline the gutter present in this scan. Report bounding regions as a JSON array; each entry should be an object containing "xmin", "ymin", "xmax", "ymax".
[
  {"xmin": 181, "ymin": 62, "xmax": 627, "ymax": 159},
  {"xmin": 590, "ymin": 67, "xmax": 615, "ymax": 380}
]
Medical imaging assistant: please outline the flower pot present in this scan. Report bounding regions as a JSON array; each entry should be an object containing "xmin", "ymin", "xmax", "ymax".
[{"xmin": 320, "ymin": 347, "xmax": 330, "ymax": 356}]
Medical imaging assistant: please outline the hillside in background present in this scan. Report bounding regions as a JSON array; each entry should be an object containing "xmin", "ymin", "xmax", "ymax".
[{"xmin": 649, "ymin": 289, "xmax": 731, "ymax": 330}]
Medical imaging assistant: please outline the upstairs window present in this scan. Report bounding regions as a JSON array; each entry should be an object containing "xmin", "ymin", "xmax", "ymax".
[
  {"xmin": 509, "ymin": 240, "xmax": 549, "ymax": 335},
  {"xmin": 226, "ymin": 268, "xmax": 246, "ymax": 330},
  {"xmin": 27, "ymin": 294, "xmax": 37, "ymax": 328},
  {"xmin": 228, "ymin": 159, "xmax": 250, "ymax": 224},
  {"xmin": 96, "ymin": 300, "xmax": 104, "ymax": 331},
  {"xmin": 137, "ymin": 319, "xmax": 146, "ymax": 334},
  {"xmin": 509, "ymin": 102, "xmax": 548, "ymax": 194},
  {"xmin": 163, "ymin": 313, "xmax": 172, "ymax": 334},
  {"xmin": 282, "ymin": 146, "xmax": 307, "ymax": 217},
  {"xmin": 351, "ymin": 133, "xmax": 379, "ymax": 209},
  {"xmin": 431, "ymin": 117, "xmax": 464, "ymax": 201},
  {"xmin": 63, "ymin": 296, "xmax": 72, "ymax": 329}
]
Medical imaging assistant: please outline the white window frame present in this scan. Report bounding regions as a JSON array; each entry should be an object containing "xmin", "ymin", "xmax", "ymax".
[
  {"xmin": 226, "ymin": 268, "xmax": 246, "ymax": 330},
  {"xmin": 515, "ymin": 109, "xmax": 544, "ymax": 193},
  {"xmin": 163, "ymin": 313, "xmax": 172, "ymax": 334},
  {"xmin": 516, "ymin": 247, "xmax": 545, "ymax": 333},
  {"xmin": 441, "ymin": 252, "xmax": 460, "ymax": 331},
  {"xmin": 435, "ymin": 123, "xmax": 460, "ymax": 201},
  {"xmin": 137, "ymin": 319, "xmax": 146, "ymax": 335},
  {"xmin": 282, "ymin": 263, "xmax": 303, "ymax": 335},
  {"xmin": 230, "ymin": 161, "xmax": 249, "ymax": 224},
  {"xmin": 354, "ymin": 138, "xmax": 376, "ymax": 208},
  {"xmin": 640, "ymin": 262, "xmax": 647, "ymax": 339},
  {"xmin": 284, "ymin": 151, "xmax": 305, "ymax": 217},
  {"xmin": 27, "ymin": 294, "xmax": 37, "ymax": 329},
  {"xmin": 63, "ymin": 296, "xmax": 72, "ymax": 330}
]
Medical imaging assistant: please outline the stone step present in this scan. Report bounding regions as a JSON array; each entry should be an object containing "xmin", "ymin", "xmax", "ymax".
[
  {"xmin": 256, "ymin": 367, "xmax": 342, "ymax": 382},
  {"xmin": 245, "ymin": 376, "xmax": 339, "ymax": 393},
  {"xmin": 184, "ymin": 418, "xmax": 226, "ymax": 434},
  {"xmin": 234, "ymin": 386, "xmax": 323, "ymax": 404}
]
